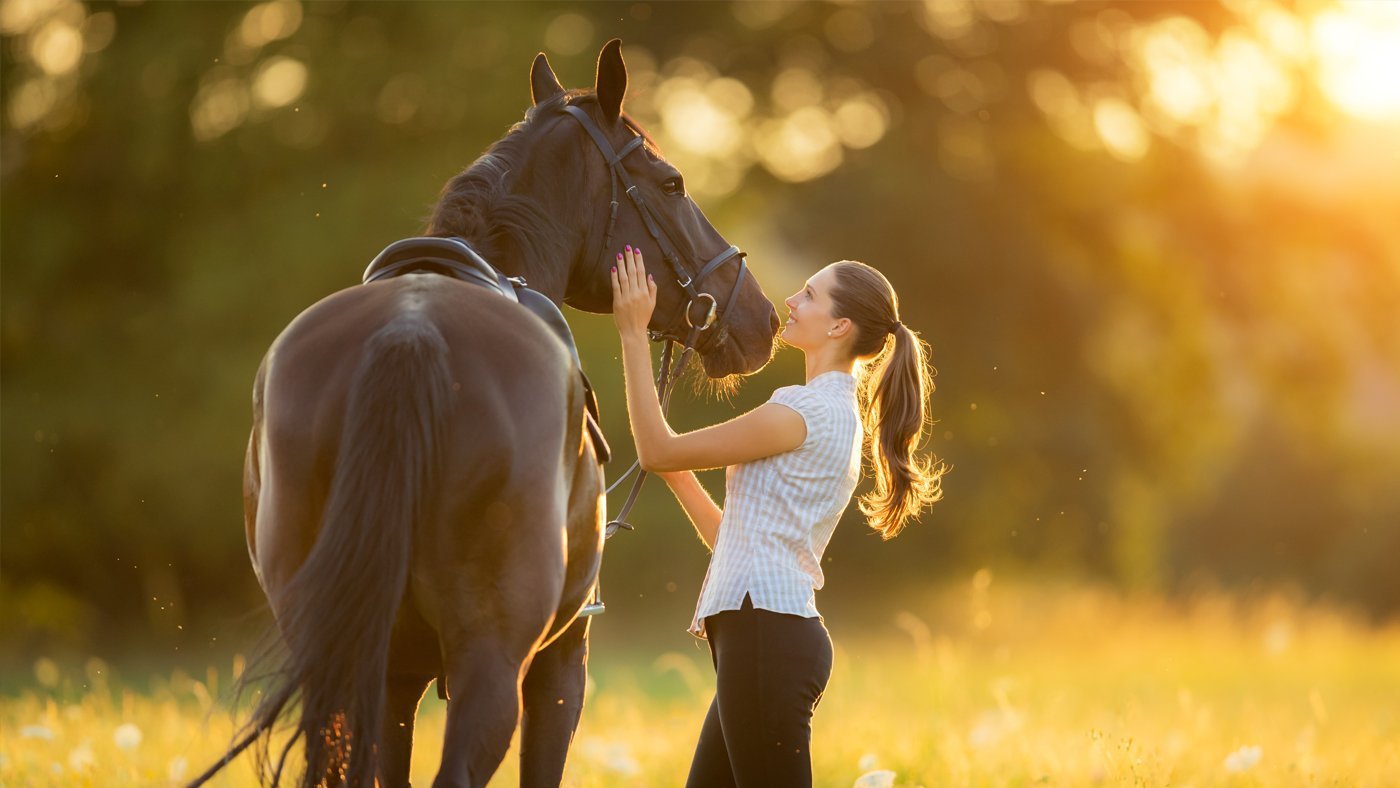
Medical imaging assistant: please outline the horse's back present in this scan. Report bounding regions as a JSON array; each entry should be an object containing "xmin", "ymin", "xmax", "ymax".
[{"xmin": 250, "ymin": 274, "xmax": 580, "ymax": 597}]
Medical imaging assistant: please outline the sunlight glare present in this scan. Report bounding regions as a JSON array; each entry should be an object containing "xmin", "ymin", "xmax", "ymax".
[{"xmin": 1312, "ymin": 2, "xmax": 1400, "ymax": 123}]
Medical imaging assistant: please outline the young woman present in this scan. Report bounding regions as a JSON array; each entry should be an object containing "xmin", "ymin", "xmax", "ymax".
[{"xmin": 609, "ymin": 245, "xmax": 945, "ymax": 786}]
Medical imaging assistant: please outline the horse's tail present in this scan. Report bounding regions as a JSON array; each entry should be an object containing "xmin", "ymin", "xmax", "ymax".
[{"xmin": 239, "ymin": 314, "xmax": 451, "ymax": 788}]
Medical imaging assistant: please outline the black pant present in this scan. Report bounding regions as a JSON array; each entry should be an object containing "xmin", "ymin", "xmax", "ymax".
[{"xmin": 685, "ymin": 595, "xmax": 834, "ymax": 787}]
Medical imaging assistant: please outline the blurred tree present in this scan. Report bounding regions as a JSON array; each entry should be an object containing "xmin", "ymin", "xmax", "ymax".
[{"xmin": 3, "ymin": 0, "xmax": 1398, "ymax": 662}]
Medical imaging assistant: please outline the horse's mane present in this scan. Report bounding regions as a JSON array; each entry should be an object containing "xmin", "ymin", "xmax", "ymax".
[{"xmin": 424, "ymin": 90, "xmax": 661, "ymax": 271}]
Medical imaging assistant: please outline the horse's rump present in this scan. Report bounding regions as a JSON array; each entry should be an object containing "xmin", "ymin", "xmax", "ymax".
[{"xmin": 242, "ymin": 274, "xmax": 588, "ymax": 784}]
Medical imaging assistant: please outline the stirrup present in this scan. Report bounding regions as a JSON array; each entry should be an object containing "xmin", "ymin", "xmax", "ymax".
[{"xmin": 578, "ymin": 582, "xmax": 605, "ymax": 617}]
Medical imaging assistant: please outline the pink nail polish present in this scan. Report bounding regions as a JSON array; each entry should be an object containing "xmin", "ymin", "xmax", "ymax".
[{"xmin": 611, "ymin": 266, "xmax": 616, "ymax": 273}]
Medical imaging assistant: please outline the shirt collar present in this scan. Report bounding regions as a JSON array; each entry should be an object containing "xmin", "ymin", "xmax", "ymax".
[{"xmin": 807, "ymin": 370, "xmax": 856, "ymax": 390}]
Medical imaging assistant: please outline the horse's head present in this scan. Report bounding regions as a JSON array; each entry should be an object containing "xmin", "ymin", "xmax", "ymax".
[{"xmin": 529, "ymin": 40, "xmax": 779, "ymax": 380}]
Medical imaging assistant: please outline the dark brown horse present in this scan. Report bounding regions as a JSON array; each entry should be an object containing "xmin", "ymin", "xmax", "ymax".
[{"xmin": 205, "ymin": 41, "xmax": 778, "ymax": 788}]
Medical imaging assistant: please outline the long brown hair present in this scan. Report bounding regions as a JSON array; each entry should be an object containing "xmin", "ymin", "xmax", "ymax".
[{"xmin": 829, "ymin": 261, "xmax": 945, "ymax": 538}]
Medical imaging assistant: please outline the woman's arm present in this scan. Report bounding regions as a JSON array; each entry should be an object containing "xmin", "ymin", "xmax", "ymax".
[
  {"xmin": 613, "ymin": 247, "xmax": 807, "ymax": 473},
  {"xmin": 655, "ymin": 470, "xmax": 722, "ymax": 550}
]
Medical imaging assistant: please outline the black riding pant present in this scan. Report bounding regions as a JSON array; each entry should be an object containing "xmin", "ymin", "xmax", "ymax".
[{"xmin": 685, "ymin": 594, "xmax": 834, "ymax": 788}]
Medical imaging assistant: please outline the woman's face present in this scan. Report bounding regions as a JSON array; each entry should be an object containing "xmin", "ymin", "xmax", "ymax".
[{"xmin": 780, "ymin": 266, "xmax": 844, "ymax": 351}]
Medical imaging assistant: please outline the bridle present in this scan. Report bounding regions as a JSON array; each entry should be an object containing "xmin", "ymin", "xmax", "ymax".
[
  {"xmin": 562, "ymin": 104, "xmax": 748, "ymax": 353},
  {"xmin": 562, "ymin": 103, "xmax": 753, "ymax": 545}
]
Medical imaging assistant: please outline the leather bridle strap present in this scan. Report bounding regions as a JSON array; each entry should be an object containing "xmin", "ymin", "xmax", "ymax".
[{"xmin": 562, "ymin": 104, "xmax": 748, "ymax": 346}]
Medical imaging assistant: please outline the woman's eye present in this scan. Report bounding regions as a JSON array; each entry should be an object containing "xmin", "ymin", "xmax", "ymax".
[{"xmin": 662, "ymin": 178, "xmax": 684, "ymax": 196}]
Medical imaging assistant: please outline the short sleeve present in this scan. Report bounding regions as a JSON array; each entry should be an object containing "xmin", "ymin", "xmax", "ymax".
[{"xmin": 768, "ymin": 386, "xmax": 823, "ymax": 452}]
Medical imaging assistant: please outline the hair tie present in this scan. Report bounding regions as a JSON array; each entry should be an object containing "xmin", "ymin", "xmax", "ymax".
[{"xmin": 888, "ymin": 318, "xmax": 903, "ymax": 335}]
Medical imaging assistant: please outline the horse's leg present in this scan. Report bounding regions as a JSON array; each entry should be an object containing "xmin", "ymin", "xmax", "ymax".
[
  {"xmin": 380, "ymin": 672, "xmax": 433, "ymax": 788},
  {"xmin": 427, "ymin": 501, "xmax": 566, "ymax": 788},
  {"xmin": 430, "ymin": 634, "xmax": 534, "ymax": 788},
  {"xmin": 519, "ymin": 615, "xmax": 590, "ymax": 787}
]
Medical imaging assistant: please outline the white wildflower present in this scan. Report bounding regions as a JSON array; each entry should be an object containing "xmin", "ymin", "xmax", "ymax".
[
  {"xmin": 968, "ymin": 708, "xmax": 1021, "ymax": 748},
  {"xmin": 858, "ymin": 752, "xmax": 880, "ymax": 771},
  {"xmin": 20, "ymin": 724, "xmax": 55, "ymax": 740},
  {"xmin": 578, "ymin": 739, "xmax": 639, "ymax": 776},
  {"xmin": 854, "ymin": 769, "xmax": 897, "ymax": 788},
  {"xmin": 68, "ymin": 742, "xmax": 95, "ymax": 771},
  {"xmin": 113, "ymin": 723, "xmax": 143, "ymax": 751},
  {"xmin": 1224, "ymin": 744, "xmax": 1262, "ymax": 773},
  {"xmin": 168, "ymin": 755, "xmax": 189, "ymax": 781}
]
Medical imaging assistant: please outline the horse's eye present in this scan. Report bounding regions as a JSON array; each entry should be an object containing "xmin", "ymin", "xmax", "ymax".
[{"xmin": 663, "ymin": 177, "xmax": 684, "ymax": 196}]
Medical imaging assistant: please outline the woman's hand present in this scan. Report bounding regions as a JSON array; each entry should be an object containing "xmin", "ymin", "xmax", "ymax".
[{"xmin": 611, "ymin": 245, "xmax": 657, "ymax": 341}]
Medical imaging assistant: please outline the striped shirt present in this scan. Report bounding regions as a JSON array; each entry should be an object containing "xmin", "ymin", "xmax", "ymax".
[{"xmin": 689, "ymin": 370, "xmax": 863, "ymax": 637}]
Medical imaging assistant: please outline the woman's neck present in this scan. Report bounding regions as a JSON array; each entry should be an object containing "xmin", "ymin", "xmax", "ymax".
[{"xmin": 803, "ymin": 347, "xmax": 854, "ymax": 384}]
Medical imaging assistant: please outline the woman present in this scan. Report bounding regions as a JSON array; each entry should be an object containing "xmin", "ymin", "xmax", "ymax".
[{"xmin": 610, "ymin": 245, "xmax": 944, "ymax": 786}]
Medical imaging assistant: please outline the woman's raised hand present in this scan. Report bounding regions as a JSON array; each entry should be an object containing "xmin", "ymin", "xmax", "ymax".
[{"xmin": 611, "ymin": 244, "xmax": 657, "ymax": 340}]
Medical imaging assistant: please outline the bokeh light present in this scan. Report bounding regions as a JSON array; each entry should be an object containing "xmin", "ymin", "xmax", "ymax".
[
  {"xmin": 1312, "ymin": 1, "xmax": 1400, "ymax": 123},
  {"xmin": 251, "ymin": 56, "xmax": 307, "ymax": 109}
]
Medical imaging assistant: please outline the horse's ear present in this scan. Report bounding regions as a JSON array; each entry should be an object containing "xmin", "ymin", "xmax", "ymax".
[
  {"xmin": 594, "ymin": 38, "xmax": 626, "ymax": 122},
  {"xmin": 531, "ymin": 52, "xmax": 565, "ymax": 106}
]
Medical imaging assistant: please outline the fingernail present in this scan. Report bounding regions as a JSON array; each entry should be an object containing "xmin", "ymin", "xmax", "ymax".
[
  {"xmin": 626, "ymin": 245, "xmax": 631, "ymax": 252},
  {"xmin": 647, "ymin": 274, "xmax": 653, "ymax": 281},
  {"xmin": 617, "ymin": 253, "xmax": 623, "ymax": 260},
  {"xmin": 611, "ymin": 266, "xmax": 616, "ymax": 273}
]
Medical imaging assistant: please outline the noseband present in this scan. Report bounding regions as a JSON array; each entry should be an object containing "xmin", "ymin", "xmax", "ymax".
[{"xmin": 562, "ymin": 104, "xmax": 748, "ymax": 351}]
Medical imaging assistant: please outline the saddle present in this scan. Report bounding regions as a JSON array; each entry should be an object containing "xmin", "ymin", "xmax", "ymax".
[{"xmin": 363, "ymin": 237, "xmax": 611, "ymax": 464}]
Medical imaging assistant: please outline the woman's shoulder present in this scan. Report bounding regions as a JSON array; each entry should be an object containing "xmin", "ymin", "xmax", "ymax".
[
  {"xmin": 768, "ymin": 383, "xmax": 819, "ymax": 408},
  {"xmin": 769, "ymin": 383, "xmax": 846, "ymax": 430}
]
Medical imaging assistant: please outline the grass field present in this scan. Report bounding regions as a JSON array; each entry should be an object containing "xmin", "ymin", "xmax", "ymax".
[{"xmin": 4, "ymin": 580, "xmax": 1398, "ymax": 786}]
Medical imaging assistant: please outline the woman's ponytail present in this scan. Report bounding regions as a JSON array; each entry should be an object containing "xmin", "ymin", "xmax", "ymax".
[
  {"xmin": 830, "ymin": 262, "xmax": 946, "ymax": 539},
  {"xmin": 857, "ymin": 322, "xmax": 944, "ymax": 538}
]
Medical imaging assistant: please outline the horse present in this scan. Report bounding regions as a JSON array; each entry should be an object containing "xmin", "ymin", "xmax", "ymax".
[{"xmin": 200, "ymin": 40, "xmax": 779, "ymax": 788}]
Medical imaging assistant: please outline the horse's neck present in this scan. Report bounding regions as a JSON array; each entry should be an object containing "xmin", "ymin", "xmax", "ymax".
[{"xmin": 435, "ymin": 230, "xmax": 568, "ymax": 305}]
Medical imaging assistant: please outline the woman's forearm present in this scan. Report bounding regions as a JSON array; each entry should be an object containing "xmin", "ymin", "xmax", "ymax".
[
  {"xmin": 660, "ymin": 471, "xmax": 722, "ymax": 550},
  {"xmin": 620, "ymin": 333, "xmax": 675, "ymax": 470}
]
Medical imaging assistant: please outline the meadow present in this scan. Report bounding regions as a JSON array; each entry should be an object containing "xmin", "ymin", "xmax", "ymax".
[{"xmin": 4, "ymin": 579, "xmax": 1398, "ymax": 787}]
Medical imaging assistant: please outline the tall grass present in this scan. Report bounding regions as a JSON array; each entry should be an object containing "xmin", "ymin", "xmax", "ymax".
[{"xmin": 4, "ymin": 581, "xmax": 1398, "ymax": 786}]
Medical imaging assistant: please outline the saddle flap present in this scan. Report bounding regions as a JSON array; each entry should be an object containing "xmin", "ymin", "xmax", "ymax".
[
  {"xmin": 582, "ymin": 374, "xmax": 611, "ymax": 464},
  {"xmin": 517, "ymin": 288, "xmax": 611, "ymax": 464}
]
